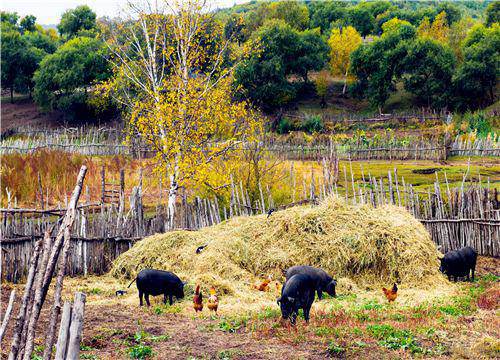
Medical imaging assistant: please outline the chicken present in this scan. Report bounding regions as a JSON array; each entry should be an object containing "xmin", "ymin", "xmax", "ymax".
[
  {"xmin": 193, "ymin": 284, "xmax": 203, "ymax": 312},
  {"xmin": 252, "ymin": 275, "xmax": 272, "ymax": 292},
  {"xmin": 382, "ymin": 283, "xmax": 398, "ymax": 302},
  {"xmin": 207, "ymin": 287, "xmax": 219, "ymax": 315}
]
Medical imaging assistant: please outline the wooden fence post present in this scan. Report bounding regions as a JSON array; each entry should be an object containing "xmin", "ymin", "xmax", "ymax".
[
  {"xmin": 101, "ymin": 166, "xmax": 105, "ymax": 205},
  {"xmin": 66, "ymin": 292, "xmax": 86, "ymax": 360},
  {"xmin": 54, "ymin": 301, "xmax": 72, "ymax": 360}
]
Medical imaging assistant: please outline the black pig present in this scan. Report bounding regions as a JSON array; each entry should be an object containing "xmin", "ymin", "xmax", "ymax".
[
  {"xmin": 440, "ymin": 246, "xmax": 477, "ymax": 282},
  {"xmin": 277, "ymin": 274, "xmax": 316, "ymax": 325},
  {"xmin": 128, "ymin": 269, "xmax": 185, "ymax": 306},
  {"xmin": 285, "ymin": 265, "xmax": 337, "ymax": 299}
]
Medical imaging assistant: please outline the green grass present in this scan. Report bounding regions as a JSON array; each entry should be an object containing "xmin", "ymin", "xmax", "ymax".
[
  {"xmin": 366, "ymin": 324, "xmax": 424, "ymax": 354},
  {"xmin": 327, "ymin": 340, "xmax": 346, "ymax": 356}
]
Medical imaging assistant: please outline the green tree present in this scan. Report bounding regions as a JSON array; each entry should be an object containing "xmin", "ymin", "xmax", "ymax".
[
  {"xmin": 20, "ymin": 15, "xmax": 36, "ymax": 33},
  {"xmin": 292, "ymin": 28, "xmax": 328, "ymax": 82},
  {"xmin": 58, "ymin": 5, "xmax": 96, "ymax": 38},
  {"xmin": 15, "ymin": 45, "xmax": 46, "ymax": 98},
  {"xmin": 453, "ymin": 24, "xmax": 500, "ymax": 109},
  {"xmin": 348, "ymin": 7, "xmax": 374, "ymax": 37},
  {"xmin": 23, "ymin": 30, "xmax": 58, "ymax": 54},
  {"xmin": 448, "ymin": 17, "xmax": 476, "ymax": 63},
  {"xmin": 402, "ymin": 39, "xmax": 456, "ymax": 108},
  {"xmin": 308, "ymin": 1, "xmax": 347, "ymax": 33},
  {"xmin": 235, "ymin": 19, "xmax": 326, "ymax": 110},
  {"xmin": 436, "ymin": 3, "xmax": 462, "ymax": 25},
  {"xmin": 33, "ymin": 37, "xmax": 110, "ymax": 115},
  {"xmin": 381, "ymin": 18, "xmax": 412, "ymax": 35},
  {"xmin": 1, "ymin": 11, "xmax": 19, "ymax": 26},
  {"xmin": 269, "ymin": 1, "xmax": 309, "ymax": 31},
  {"xmin": 1, "ymin": 30, "xmax": 25, "ymax": 102},
  {"xmin": 485, "ymin": 1, "xmax": 500, "ymax": 26},
  {"xmin": 350, "ymin": 24, "xmax": 416, "ymax": 112}
]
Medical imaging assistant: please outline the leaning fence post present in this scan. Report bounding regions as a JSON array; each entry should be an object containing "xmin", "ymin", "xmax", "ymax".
[
  {"xmin": 66, "ymin": 292, "xmax": 86, "ymax": 360},
  {"xmin": 0, "ymin": 290, "xmax": 16, "ymax": 343}
]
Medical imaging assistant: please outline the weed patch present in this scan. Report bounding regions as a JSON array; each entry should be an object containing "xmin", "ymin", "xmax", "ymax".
[{"xmin": 366, "ymin": 324, "xmax": 423, "ymax": 354}]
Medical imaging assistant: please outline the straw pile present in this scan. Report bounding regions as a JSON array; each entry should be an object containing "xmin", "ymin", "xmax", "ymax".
[{"xmin": 112, "ymin": 196, "xmax": 449, "ymax": 302}]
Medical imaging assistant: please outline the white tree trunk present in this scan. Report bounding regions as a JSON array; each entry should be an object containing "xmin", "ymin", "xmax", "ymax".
[
  {"xmin": 342, "ymin": 68, "xmax": 349, "ymax": 95},
  {"xmin": 167, "ymin": 174, "xmax": 178, "ymax": 230}
]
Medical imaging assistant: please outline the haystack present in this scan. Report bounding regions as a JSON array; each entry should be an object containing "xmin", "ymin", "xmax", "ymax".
[{"xmin": 112, "ymin": 196, "xmax": 449, "ymax": 305}]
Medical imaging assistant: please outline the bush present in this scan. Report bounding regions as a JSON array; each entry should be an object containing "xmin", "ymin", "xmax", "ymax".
[
  {"xmin": 277, "ymin": 117, "xmax": 295, "ymax": 134},
  {"xmin": 127, "ymin": 344, "xmax": 153, "ymax": 359},
  {"xmin": 301, "ymin": 115, "xmax": 324, "ymax": 133},
  {"xmin": 454, "ymin": 112, "xmax": 493, "ymax": 137}
]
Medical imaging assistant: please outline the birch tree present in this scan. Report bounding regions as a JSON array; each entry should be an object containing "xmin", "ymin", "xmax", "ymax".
[
  {"xmin": 103, "ymin": 0, "xmax": 260, "ymax": 228},
  {"xmin": 328, "ymin": 26, "xmax": 362, "ymax": 94}
]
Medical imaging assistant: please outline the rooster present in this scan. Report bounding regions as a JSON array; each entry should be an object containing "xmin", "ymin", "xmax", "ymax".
[
  {"xmin": 253, "ymin": 275, "xmax": 272, "ymax": 292},
  {"xmin": 193, "ymin": 285, "xmax": 203, "ymax": 312},
  {"xmin": 382, "ymin": 283, "xmax": 398, "ymax": 302},
  {"xmin": 207, "ymin": 287, "xmax": 219, "ymax": 315}
]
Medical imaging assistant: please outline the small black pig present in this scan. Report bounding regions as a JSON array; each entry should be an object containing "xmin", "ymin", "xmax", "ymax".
[
  {"xmin": 285, "ymin": 265, "xmax": 337, "ymax": 299},
  {"xmin": 440, "ymin": 246, "xmax": 477, "ymax": 282},
  {"xmin": 128, "ymin": 269, "xmax": 185, "ymax": 306},
  {"xmin": 277, "ymin": 273, "xmax": 316, "ymax": 325}
]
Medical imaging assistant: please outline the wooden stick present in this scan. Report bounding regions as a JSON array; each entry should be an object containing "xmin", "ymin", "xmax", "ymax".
[
  {"xmin": 54, "ymin": 302, "xmax": 72, "ymax": 360},
  {"xmin": 22, "ymin": 166, "xmax": 87, "ymax": 360},
  {"xmin": 0, "ymin": 290, "xmax": 16, "ymax": 343},
  {"xmin": 8, "ymin": 238, "xmax": 43, "ymax": 360},
  {"xmin": 66, "ymin": 292, "xmax": 86, "ymax": 360},
  {"xmin": 43, "ymin": 226, "xmax": 73, "ymax": 359}
]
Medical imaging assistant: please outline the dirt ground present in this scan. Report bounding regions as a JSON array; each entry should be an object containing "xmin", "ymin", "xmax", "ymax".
[
  {"xmin": 1, "ymin": 99, "xmax": 66, "ymax": 132},
  {"xmin": 1, "ymin": 257, "xmax": 499, "ymax": 359}
]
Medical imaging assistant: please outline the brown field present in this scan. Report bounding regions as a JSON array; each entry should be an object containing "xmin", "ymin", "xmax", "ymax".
[{"xmin": 2, "ymin": 150, "xmax": 499, "ymax": 210}]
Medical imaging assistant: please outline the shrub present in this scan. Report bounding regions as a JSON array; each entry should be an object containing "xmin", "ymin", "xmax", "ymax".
[
  {"xmin": 127, "ymin": 344, "xmax": 153, "ymax": 359},
  {"xmin": 277, "ymin": 117, "xmax": 295, "ymax": 134},
  {"xmin": 455, "ymin": 112, "xmax": 493, "ymax": 137},
  {"xmin": 301, "ymin": 115, "xmax": 324, "ymax": 133}
]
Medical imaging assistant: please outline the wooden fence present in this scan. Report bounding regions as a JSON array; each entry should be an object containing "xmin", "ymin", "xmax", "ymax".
[
  {"xmin": 1, "ymin": 160, "xmax": 498, "ymax": 283},
  {"xmin": 1, "ymin": 125, "xmax": 498, "ymax": 160}
]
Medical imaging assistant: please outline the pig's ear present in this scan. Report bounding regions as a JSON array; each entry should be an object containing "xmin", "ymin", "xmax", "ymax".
[
  {"xmin": 182, "ymin": 281, "xmax": 187, "ymax": 287},
  {"xmin": 287, "ymin": 297, "xmax": 295, "ymax": 303},
  {"xmin": 332, "ymin": 280, "xmax": 337, "ymax": 286},
  {"xmin": 276, "ymin": 297, "xmax": 281, "ymax": 305}
]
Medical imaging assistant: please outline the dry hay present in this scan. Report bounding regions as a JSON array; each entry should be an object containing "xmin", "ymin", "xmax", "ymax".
[{"xmin": 111, "ymin": 196, "xmax": 452, "ymax": 310}]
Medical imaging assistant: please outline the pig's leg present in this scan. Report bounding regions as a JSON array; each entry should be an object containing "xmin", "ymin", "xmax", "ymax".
[
  {"xmin": 303, "ymin": 306, "xmax": 310, "ymax": 323},
  {"xmin": 290, "ymin": 311, "xmax": 297, "ymax": 326},
  {"xmin": 169, "ymin": 294, "xmax": 173, "ymax": 305},
  {"xmin": 471, "ymin": 266, "xmax": 475, "ymax": 281},
  {"xmin": 163, "ymin": 293, "xmax": 167, "ymax": 305},
  {"xmin": 145, "ymin": 293, "xmax": 151, "ymax": 307},
  {"xmin": 317, "ymin": 289, "xmax": 323, "ymax": 300},
  {"xmin": 139, "ymin": 291, "xmax": 143, "ymax": 306}
]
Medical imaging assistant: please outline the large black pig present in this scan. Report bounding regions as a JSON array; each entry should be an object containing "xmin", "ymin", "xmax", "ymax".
[
  {"xmin": 285, "ymin": 265, "xmax": 337, "ymax": 299},
  {"xmin": 128, "ymin": 269, "xmax": 185, "ymax": 306},
  {"xmin": 277, "ymin": 273, "xmax": 316, "ymax": 325},
  {"xmin": 440, "ymin": 246, "xmax": 477, "ymax": 282}
]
